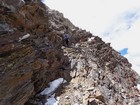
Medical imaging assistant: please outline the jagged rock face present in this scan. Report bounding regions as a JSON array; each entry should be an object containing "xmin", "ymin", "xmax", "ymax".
[
  {"xmin": 0, "ymin": 1, "xmax": 140, "ymax": 105},
  {"xmin": 58, "ymin": 37, "xmax": 140, "ymax": 105},
  {"xmin": 0, "ymin": 1, "xmax": 62, "ymax": 105},
  {"xmin": 0, "ymin": 1, "xmax": 90, "ymax": 105},
  {"xmin": 0, "ymin": 0, "xmax": 24, "ymax": 12}
]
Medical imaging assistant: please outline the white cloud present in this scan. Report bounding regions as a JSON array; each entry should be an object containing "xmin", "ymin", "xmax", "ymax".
[
  {"xmin": 102, "ymin": 11, "xmax": 140, "ymax": 75},
  {"xmin": 43, "ymin": 0, "xmax": 140, "ymax": 75}
]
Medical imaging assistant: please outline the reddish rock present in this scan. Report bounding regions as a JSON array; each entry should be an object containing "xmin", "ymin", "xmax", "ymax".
[{"xmin": 0, "ymin": 44, "xmax": 15, "ymax": 54}]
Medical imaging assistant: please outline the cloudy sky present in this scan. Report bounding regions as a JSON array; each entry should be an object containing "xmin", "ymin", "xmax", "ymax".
[{"xmin": 43, "ymin": 0, "xmax": 140, "ymax": 75}]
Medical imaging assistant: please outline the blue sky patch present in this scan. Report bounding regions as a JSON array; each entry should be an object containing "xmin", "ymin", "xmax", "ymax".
[
  {"xmin": 124, "ymin": 10, "xmax": 140, "ymax": 22},
  {"xmin": 119, "ymin": 48, "xmax": 128, "ymax": 56}
]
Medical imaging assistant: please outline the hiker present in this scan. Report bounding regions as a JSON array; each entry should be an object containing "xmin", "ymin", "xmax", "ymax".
[{"xmin": 64, "ymin": 32, "xmax": 70, "ymax": 47}]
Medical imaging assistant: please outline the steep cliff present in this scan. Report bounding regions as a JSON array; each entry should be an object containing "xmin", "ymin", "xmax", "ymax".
[{"xmin": 0, "ymin": 0, "xmax": 140, "ymax": 105}]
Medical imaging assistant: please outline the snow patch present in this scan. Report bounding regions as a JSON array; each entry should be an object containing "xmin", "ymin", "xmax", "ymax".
[
  {"xmin": 45, "ymin": 94, "xmax": 59, "ymax": 105},
  {"xmin": 75, "ymin": 43, "xmax": 80, "ymax": 48},
  {"xmin": 40, "ymin": 78, "xmax": 66, "ymax": 96},
  {"xmin": 19, "ymin": 33, "xmax": 30, "ymax": 42},
  {"xmin": 137, "ymin": 84, "xmax": 140, "ymax": 90},
  {"xmin": 88, "ymin": 37, "xmax": 95, "ymax": 42},
  {"xmin": 40, "ymin": 78, "xmax": 66, "ymax": 105}
]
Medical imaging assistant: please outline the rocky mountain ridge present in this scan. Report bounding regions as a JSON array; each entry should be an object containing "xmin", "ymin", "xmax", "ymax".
[{"xmin": 0, "ymin": 0, "xmax": 140, "ymax": 105}]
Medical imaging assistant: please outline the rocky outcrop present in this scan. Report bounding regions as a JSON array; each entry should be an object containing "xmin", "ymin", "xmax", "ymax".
[
  {"xmin": 0, "ymin": 1, "xmax": 63, "ymax": 105},
  {"xmin": 57, "ymin": 37, "xmax": 140, "ymax": 105},
  {"xmin": 0, "ymin": 0, "xmax": 24, "ymax": 12},
  {"xmin": 0, "ymin": 0, "xmax": 140, "ymax": 105}
]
